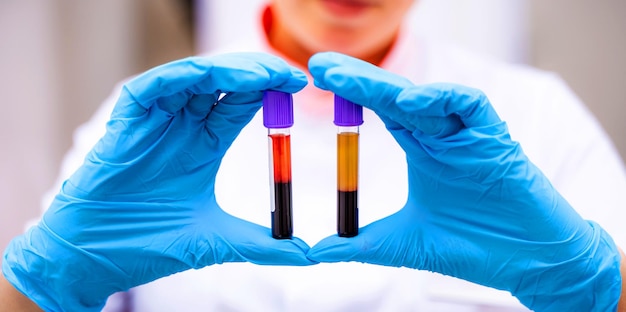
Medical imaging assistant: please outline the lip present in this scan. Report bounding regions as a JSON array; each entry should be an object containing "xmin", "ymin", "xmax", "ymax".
[{"xmin": 320, "ymin": 0, "xmax": 374, "ymax": 18}]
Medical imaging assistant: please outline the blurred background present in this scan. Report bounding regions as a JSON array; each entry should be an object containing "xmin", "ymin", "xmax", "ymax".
[{"xmin": 1, "ymin": 0, "xmax": 624, "ymax": 251}]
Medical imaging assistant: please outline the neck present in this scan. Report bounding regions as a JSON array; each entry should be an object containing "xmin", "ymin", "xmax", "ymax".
[{"xmin": 264, "ymin": 8, "xmax": 396, "ymax": 69}]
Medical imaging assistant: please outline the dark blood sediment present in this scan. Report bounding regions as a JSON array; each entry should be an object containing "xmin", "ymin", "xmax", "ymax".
[
  {"xmin": 272, "ymin": 181, "xmax": 293, "ymax": 239},
  {"xmin": 338, "ymin": 190, "xmax": 358, "ymax": 237}
]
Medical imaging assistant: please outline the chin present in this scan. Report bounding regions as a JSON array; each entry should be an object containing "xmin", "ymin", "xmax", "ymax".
[{"xmin": 316, "ymin": 34, "xmax": 373, "ymax": 55}]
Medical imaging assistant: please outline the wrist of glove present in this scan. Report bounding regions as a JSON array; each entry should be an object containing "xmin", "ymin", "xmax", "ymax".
[
  {"xmin": 3, "ymin": 221, "xmax": 123, "ymax": 311},
  {"xmin": 306, "ymin": 52, "xmax": 623, "ymax": 311}
]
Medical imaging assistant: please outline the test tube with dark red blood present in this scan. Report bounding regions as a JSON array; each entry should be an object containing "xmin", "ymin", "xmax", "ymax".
[{"xmin": 263, "ymin": 90, "xmax": 294, "ymax": 239}]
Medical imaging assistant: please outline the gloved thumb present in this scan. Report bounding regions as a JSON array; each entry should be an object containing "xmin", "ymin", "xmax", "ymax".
[
  {"xmin": 306, "ymin": 218, "xmax": 408, "ymax": 268},
  {"xmin": 307, "ymin": 208, "xmax": 428, "ymax": 269},
  {"xmin": 232, "ymin": 234, "xmax": 317, "ymax": 266},
  {"xmin": 306, "ymin": 235, "xmax": 363, "ymax": 263},
  {"xmin": 199, "ymin": 210, "xmax": 317, "ymax": 267}
]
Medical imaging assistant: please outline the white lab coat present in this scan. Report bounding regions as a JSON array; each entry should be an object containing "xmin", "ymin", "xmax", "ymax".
[{"xmin": 41, "ymin": 8, "xmax": 626, "ymax": 312}]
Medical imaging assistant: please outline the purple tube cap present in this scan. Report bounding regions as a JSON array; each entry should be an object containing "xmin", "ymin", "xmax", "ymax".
[
  {"xmin": 334, "ymin": 95, "xmax": 363, "ymax": 126},
  {"xmin": 263, "ymin": 90, "xmax": 294, "ymax": 128}
]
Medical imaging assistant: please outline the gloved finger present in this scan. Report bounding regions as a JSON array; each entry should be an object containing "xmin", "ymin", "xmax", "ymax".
[
  {"xmin": 203, "ymin": 99, "xmax": 263, "ymax": 155},
  {"xmin": 308, "ymin": 52, "xmax": 412, "ymax": 128},
  {"xmin": 201, "ymin": 211, "xmax": 317, "ymax": 267},
  {"xmin": 186, "ymin": 93, "xmax": 219, "ymax": 117},
  {"xmin": 114, "ymin": 53, "xmax": 308, "ymax": 118},
  {"xmin": 308, "ymin": 52, "xmax": 500, "ymax": 137},
  {"xmin": 186, "ymin": 55, "xmax": 308, "ymax": 96},
  {"xmin": 396, "ymin": 84, "xmax": 501, "ymax": 129},
  {"xmin": 307, "ymin": 212, "xmax": 418, "ymax": 268}
]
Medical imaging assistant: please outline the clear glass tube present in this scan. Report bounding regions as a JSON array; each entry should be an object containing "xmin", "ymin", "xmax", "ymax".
[
  {"xmin": 263, "ymin": 90, "xmax": 294, "ymax": 239},
  {"xmin": 337, "ymin": 125, "xmax": 359, "ymax": 237},
  {"xmin": 268, "ymin": 127, "xmax": 293, "ymax": 239}
]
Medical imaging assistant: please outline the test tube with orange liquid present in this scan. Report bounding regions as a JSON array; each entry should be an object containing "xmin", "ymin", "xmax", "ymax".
[{"xmin": 334, "ymin": 95, "xmax": 363, "ymax": 237}]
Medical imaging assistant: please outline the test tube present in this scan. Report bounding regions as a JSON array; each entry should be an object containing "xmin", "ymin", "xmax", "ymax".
[
  {"xmin": 263, "ymin": 90, "xmax": 294, "ymax": 239},
  {"xmin": 334, "ymin": 95, "xmax": 363, "ymax": 237}
]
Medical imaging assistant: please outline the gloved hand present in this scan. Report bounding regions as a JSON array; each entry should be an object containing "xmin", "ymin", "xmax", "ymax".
[
  {"xmin": 2, "ymin": 53, "xmax": 315, "ymax": 311},
  {"xmin": 306, "ymin": 52, "xmax": 622, "ymax": 311}
]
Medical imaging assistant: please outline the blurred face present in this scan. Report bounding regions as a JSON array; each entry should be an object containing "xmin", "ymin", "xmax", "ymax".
[{"xmin": 269, "ymin": 0, "xmax": 416, "ymax": 67}]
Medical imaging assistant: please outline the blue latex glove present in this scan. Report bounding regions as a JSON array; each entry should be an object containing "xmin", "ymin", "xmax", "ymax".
[
  {"xmin": 307, "ymin": 52, "xmax": 622, "ymax": 311},
  {"xmin": 2, "ymin": 53, "xmax": 315, "ymax": 311}
]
